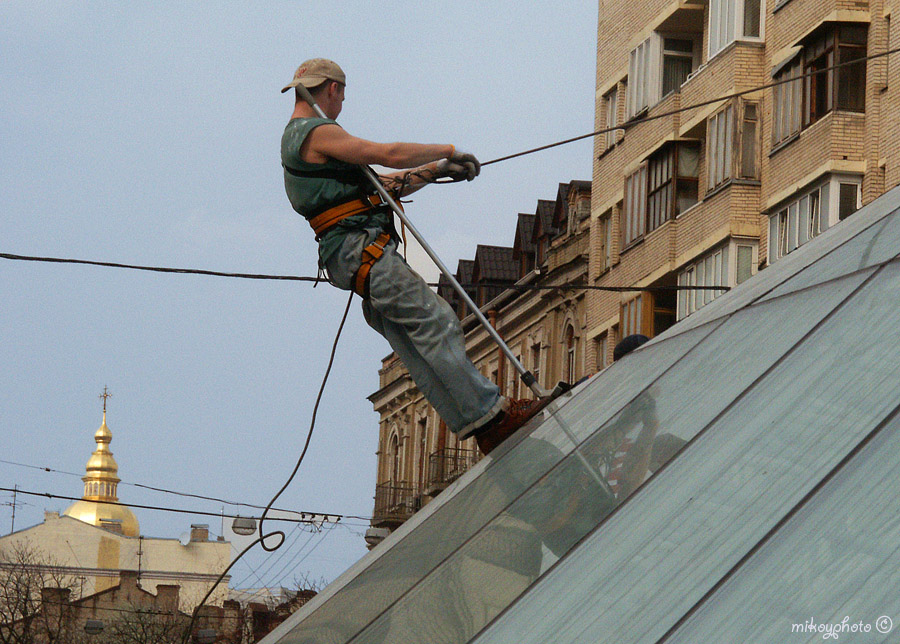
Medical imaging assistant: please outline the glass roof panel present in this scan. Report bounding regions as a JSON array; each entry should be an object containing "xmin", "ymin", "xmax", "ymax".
[
  {"xmin": 473, "ymin": 260, "xmax": 900, "ymax": 644},
  {"xmin": 264, "ymin": 322, "xmax": 719, "ymax": 644},
  {"xmin": 665, "ymin": 412, "xmax": 900, "ymax": 644},
  {"xmin": 656, "ymin": 186, "xmax": 900, "ymax": 339},
  {"xmin": 349, "ymin": 268, "xmax": 875, "ymax": 644}
]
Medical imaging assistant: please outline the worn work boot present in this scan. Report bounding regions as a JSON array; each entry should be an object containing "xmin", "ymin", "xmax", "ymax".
[{"xmin": 474, "ymin": 397, "xmax": 554, "ymax": 455}]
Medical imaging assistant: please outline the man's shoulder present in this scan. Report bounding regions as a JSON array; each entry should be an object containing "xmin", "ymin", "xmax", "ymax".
[{"xmin": 285, "ymin": 116, "xmax": 340, "ymax": 133}]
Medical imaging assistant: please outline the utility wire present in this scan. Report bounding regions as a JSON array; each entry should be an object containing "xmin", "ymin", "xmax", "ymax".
[
  {"xmin": 0, "ymin": 254, "xmax": 727, "ymax": 292},
  {"xmin": 0, "ymin": 486, "xmax": 343, "ymax": 526},
  {"xmin": 483, "ymin": 44, "xmax": 900, "ymax": 167},
  {"xmin": 3, "ymin": 46, "xmax": 898, "ymax": 293},
  {"xmin": 0, "ymin": 457, "xmax": 372, "ymax": 522}
]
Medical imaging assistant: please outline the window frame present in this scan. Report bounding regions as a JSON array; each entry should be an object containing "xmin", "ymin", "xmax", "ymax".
[
  {"xmin": 605, "ymin": 85, "xmax": 620, "ymax": 149},
  {"xmin": 768, "ymin": 174, "xmax": 862, "ymax": 263},
  {"xmin": 773, "ymin": 56, "xmax": 803, "ymax": 145},
  {"xmin": 773, "ymin": 24, "xmax": 868, "ymax": 143},
  {"xmin": 676, "ymin": 240, "xmax": 756, "ymax": 319},
  {"xmin": 707, "ymin": 104, "xmax": 734, "ymax": 191},
  {"xmin": 628, "ymin": 32, "xmax": 701, "ymax": 120},
  {"xmin": 623, "ymin": 165, "xmax": 648, "ymax": 247},
  {"xmin": 709, "ymin": 0, "xmax": 765, "ymax": 60}
]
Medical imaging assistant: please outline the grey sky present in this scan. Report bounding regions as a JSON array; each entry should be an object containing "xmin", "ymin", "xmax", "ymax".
[{"xmin": 0, "ymin": 2, "xmax": 598, "ymax": 586}]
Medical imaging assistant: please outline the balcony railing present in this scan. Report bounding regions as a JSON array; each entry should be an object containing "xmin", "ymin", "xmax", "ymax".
[
  {"xmin": 427, "ymin": 448, "xmax": 480, "ymax": 490},
  {"xmin": 373, "ymin": 482, "xmax": 420, "ymax": 523}
]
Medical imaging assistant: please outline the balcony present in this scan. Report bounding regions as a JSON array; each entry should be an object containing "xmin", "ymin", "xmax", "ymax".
[
  {"xmin": 373, "ymin": 482, "xmax": 421, "ymax": 526},
  {"xmin": 427, "ymin": 448, "xmax": 480, "ymax": 494}
]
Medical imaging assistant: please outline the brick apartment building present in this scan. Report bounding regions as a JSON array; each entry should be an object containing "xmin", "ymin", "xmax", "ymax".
[
  {"xmin": 367, "ymin": 181, "xmax": 591, "ymax": 538},
  {"xmin": 586, "ymin": 0, "xmax": 893, "ymax": 362}
]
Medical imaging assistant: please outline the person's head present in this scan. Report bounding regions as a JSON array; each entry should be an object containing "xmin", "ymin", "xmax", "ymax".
[
  {"xmin": 613, "ymin": 334, "xmax": 649, "ymax": 362},
  {"xmin": 282, "ymin": 58, "xmax": 346, "ymax": 118}
]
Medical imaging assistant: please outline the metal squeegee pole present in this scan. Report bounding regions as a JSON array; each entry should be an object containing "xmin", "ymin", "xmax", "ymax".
[{"xmin": 297, "ymin": 85, "xmax": 545, "ymax": 398}]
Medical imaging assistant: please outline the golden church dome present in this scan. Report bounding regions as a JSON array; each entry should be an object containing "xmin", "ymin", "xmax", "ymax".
[{"xmin": 63, "ymin": 396, "xmax": 140, "ymax": 537}]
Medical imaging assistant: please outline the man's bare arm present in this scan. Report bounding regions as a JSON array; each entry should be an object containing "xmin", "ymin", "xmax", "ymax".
[{"xmin": 304, "ymin": 124, "xmax": 453, "ymax": 168}]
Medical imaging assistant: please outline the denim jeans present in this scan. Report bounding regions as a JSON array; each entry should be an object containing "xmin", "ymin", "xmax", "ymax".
[{"xmin": 325, "ymin": 226, "xmax": 504, "ymax": 436}]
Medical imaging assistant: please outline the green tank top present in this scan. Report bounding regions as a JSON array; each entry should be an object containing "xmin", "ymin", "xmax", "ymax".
[{"xmin": 281, "ymin": 117, "xmax": 391, "ymax": 264}]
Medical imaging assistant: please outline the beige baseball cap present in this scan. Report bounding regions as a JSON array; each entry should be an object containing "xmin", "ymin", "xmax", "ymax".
[{"xmin": 281, "ymin": 58, "xmax": 346, "ymax": 93}]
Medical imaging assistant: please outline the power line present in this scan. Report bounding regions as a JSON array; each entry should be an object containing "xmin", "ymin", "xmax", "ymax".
[
  {"xmin": 3, "ymin": 46, "xmax": 898, "ymax": 295},
  {"xmin": 0, "ymin": 457, "xmax": 373, "ymax": 523},
  {"xmin": 483, "ymin": 44, "xmax": 900, "ymax": 167},
  {"xmin": 0, "ymin": 253, "xmax": 727, "ymax": 292},
  {"xmin": 0, "ymin": 486, "xmax": 345, "ymax": 526}
]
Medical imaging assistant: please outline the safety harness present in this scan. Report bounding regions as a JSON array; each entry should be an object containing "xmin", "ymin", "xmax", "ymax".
[
  {"xmin": 305, "ymin": 191, "xmax": 395, "ymax": 299},
  {"xmin": 284, "ymin": 158, "xmax": 405, "ymax": 298}
]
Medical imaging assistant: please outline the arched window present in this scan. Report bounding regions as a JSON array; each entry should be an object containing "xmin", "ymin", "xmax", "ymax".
[
  {"xmin": 565, "ymin": 325, "xmax": 577, "ymax": 383},
  {"xmin": 389, "ymin": 434, "xmax": 401, "ymax": 484}
]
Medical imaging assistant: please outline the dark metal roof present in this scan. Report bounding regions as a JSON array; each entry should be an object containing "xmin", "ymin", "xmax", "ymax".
[
  {"xmin": 514, "ymin": 213, "xmax": 537, "ymax": 256},
  {"xmin": 472, "ymin": 245, "xmax": 518, "ymax": 283}
]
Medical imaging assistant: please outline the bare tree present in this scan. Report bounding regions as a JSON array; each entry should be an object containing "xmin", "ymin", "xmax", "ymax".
[
  {"xmin": 0, "ymin": 540, "xmax": 78, "ymax": 644},
  {"xmin": 98, "ymin": 605, "xmax": 185, "ymax": 644}
]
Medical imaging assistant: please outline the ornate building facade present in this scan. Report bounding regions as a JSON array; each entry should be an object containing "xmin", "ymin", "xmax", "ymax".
[{"xmin": 367, "ymin": 181, "xmax": 591, "ymax": 539}]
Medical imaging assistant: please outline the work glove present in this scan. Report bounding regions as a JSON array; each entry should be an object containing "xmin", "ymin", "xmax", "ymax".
[
  {"xmin": 434, "ymin": 159, "xmax": 472, "ymax": 182},
  {"xmin": 448, "ymin": 147, "xmax": 481, "ymax": 181}
]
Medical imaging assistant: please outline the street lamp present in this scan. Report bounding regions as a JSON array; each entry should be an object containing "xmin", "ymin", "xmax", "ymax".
[
  {"xmin": 231, "ymin": 517, "xmax": 257, "ymax": 536},
  {"xmin": 195, "ymin": 628, "xmax": 217, "ymax": 643},
  {"xmin": 84, "ymin": 619, "xmax": 104, "ymax": 635}
]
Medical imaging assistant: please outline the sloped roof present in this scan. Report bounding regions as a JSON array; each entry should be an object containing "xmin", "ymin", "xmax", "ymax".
[
  {"xmin": 472, "ymin": 245, "xmax": 518, "ymax": 283},
  {"xmin": 456, "ymin": 259, "xmax": 475, "ymax": 287},
  {"xmin": 260, "ymin": 184, "xmax": 900, "ymax": 644},
  {"xmin": 532, "ymin": 199, "xmax": 557, "ymax": 244},
  {"xmin": 513, "ymin": 213, "xmax": 537, "ymax": 257}
]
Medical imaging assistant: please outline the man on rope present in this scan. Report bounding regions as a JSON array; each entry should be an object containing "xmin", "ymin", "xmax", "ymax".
[{"xmin": 281, "ymin": 58, "xmax": 550, "ymax": 454}]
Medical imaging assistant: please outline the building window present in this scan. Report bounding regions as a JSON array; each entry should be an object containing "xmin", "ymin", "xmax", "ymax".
[
  {"xmin": 605, "ymin": 86, "xmax": 619, "ymax": 149},
  {"xmin": 773, "ymin": 57, "xmax": 803, "ymax": 145},
  {"xmin": 621, "ymin": 296, "xmax": 643, "ymax": 338},
  {"xmin": 531, "ymin": 343, "xmax": 542, "ymax": 389},
  {"xmin": 805, "ymin": 25, "xmax": 868, "ymax": 127},
  {"xmin": 647, "ymin": 143, "xmax": 701, "ymax": 231},
  {"xmin": 598, "ymin": 210, "xmax": 613, "ymax": 273},
  {"xmin": 663, "ymin": 37, "xmax": 698, "ymax": 96},
  {"xmin": 389, "ymin": 433, "xmax": 401, "ymax": 483},
  {"xmin": 740, "ymin": 102, "xmax": 760, "ymax": 178},
  {"xmin": 708, "ymin": 105, "xmax": 734, "ymax": 191},
  {"xmin": 565, "ymin": 325, "xmax": 577, "ymax": 383},
  {"xmin": 628, "ymin": 38, "xmax": 653, "ymax": 119},
  {"xmin": 628, "ymin": 34, "xmax": 700, "ymax": 120},
  {"xmin": 709, "ymin": 0, "xmax": 763, "ymax": 59},
  {"xmin": 839, "ymin": 182, "xmax": 861, "ymax": 221},
  {"xmin": 678, "ymin": 245, "xmax": 729, "ymax": 319},
  {"xmin": 596, "ymin": 333, "xmax": 609, "ymax": 371},
  {"xmin": 623, "ymin": 165, "xmax": 647, "ymax": 246},
  {"xmin": 768, "ymin": 175, "xmax": 862, "ymax": 263},
  {"xmin": 509, "ymin": 354, "xmax": 521, "ymax": 399}
]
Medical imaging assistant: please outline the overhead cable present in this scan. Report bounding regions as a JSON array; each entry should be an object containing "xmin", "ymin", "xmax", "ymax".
[
  {"xmin": 0, "ymin": 486, "xmax": 348, "ymax": 526},
  {"xmin": 0, "ymin": 457, "xmax": 372, "ymax": 521},
  {"xmin": 483, "ymin": 44, "xmax": 900, "ymax": 167},
  {"xmin": 0, "ymin": 254, "xmax": 727, "ymax": 291}
]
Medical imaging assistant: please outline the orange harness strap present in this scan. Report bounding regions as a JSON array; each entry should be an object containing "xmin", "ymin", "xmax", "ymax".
[
  {"xmin": 353, "ymin": 232, "xmax": 392, "ymax": 298},
  {"xmin": 308, "ymin": 194, "xmax": 383, "ymax": 238}
]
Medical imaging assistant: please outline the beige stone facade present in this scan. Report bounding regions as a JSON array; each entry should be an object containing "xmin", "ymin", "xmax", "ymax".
[
  {"xmin": 367, "ymin": 182, "xmax": 591, "ymax": 538},
  {"xmin": 587, "ymin": 0, "xmax": 895, "ymax": 363}
]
